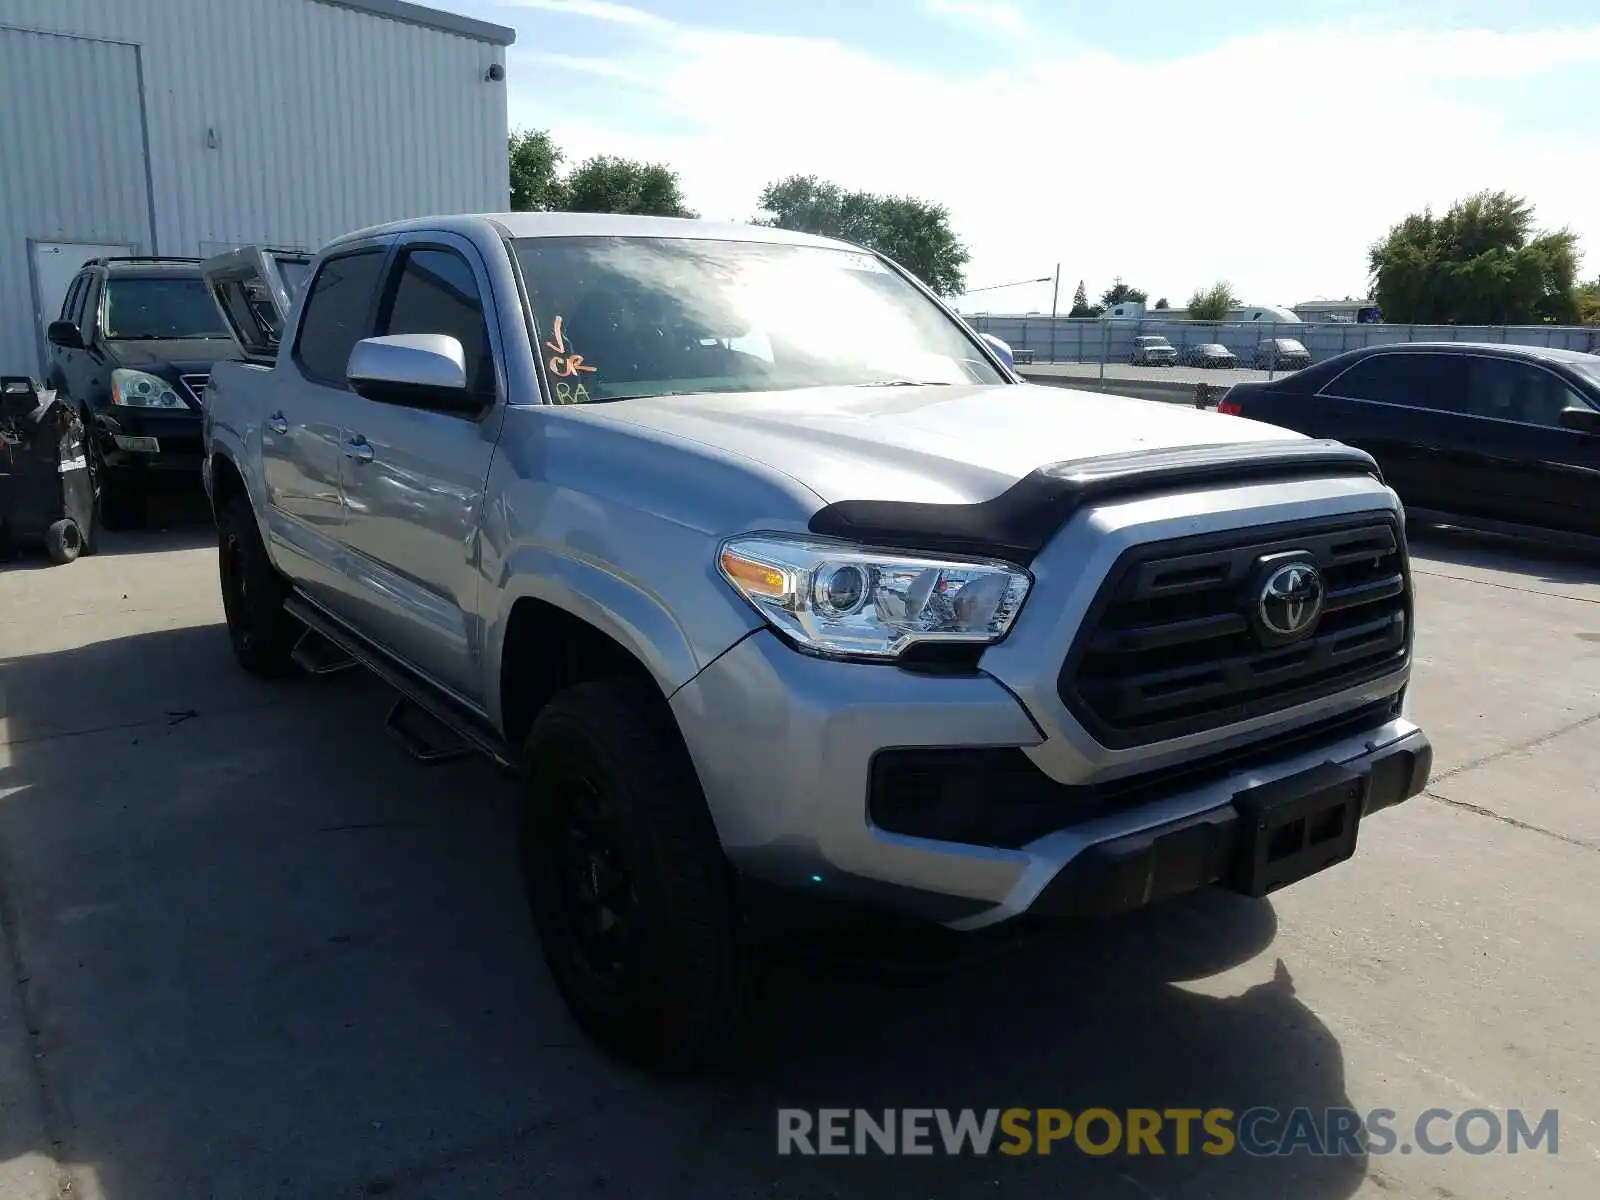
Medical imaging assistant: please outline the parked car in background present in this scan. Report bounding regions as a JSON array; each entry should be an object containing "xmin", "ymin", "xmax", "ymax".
[
  {"xmin": 1219, "ymin": 342, "xmax": 1600, "ymax": 546},
  {"xmin": 1181, "ymin": 343, "xmax": 1239, "ymax": 369},
  {"xmin": 1253, "ymin": 338, "xmax": 1312, "ymax": 370},
  {"xmin": 1130, "ymin": 335, "xmax": 1178, "ymax": 366},
  {"xmin": 200, "ymin": 212, "xmax": 1430, "ymax": 1069},
  {"xmin": 44, "ymin": 256, "xmax": 240, "ymax": 527}
]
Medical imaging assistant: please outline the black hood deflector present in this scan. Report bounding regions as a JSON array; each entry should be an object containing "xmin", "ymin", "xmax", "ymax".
[{"xmin": 806, "ymin": 439, "xmax": 1382, "ymax": 565}]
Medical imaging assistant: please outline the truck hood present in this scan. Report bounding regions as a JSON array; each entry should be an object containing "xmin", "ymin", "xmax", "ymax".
[{"xmin": 580, "ymin": 382, "xmax": 1303, "ymax": 504}]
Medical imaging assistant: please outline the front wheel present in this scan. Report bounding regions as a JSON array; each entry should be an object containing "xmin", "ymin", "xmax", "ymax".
[{"xmin": 520, "ymin": 678, "xmax": 761, "ymax": 1071}]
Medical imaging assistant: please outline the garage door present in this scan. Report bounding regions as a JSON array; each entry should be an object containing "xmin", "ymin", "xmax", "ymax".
[{"xmin": 0, "ymin": 26, "xmax": 152, "ymax": 376}]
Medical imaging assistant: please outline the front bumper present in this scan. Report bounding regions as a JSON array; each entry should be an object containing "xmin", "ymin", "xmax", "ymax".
[
  {"xmin": 89, "ymin": 407, "xmax": 204, "ymax": 476},
  {"xmin": 671, "ymin": 629, "xmax": 1429, "ymax": 930}
]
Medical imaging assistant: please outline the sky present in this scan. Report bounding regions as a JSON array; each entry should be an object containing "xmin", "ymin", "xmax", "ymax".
[{"xmin": 454, "ymin": 0, "xmax": 1600, "ymax": 313}]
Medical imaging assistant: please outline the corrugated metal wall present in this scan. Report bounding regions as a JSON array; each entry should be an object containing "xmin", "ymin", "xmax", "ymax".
[
  {"xmin": 0, "ymin": 26, "xmax": 154, "ymax": 374},
  {"xmin": 0, "ymin": 0, "xmax": 509, "ymax": 373}
]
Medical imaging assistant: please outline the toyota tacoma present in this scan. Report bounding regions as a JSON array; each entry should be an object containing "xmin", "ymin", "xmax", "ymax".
[{"xmin": 200, "ymin": 214, "xmax": 1432, "ymax": 1068}]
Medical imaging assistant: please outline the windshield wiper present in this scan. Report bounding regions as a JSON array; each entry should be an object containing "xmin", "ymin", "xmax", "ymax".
[{"xmin": 855, "ymin": 379, "xmax": 954, "ymax": 388}]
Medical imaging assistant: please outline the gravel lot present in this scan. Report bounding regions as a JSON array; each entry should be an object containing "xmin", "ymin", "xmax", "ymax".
[{"xmin": 2, "ymin": 504, "xmax": 1598, "ymax": 1199}]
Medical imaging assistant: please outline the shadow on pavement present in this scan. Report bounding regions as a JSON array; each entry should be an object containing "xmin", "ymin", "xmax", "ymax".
[
  {"xmin": 1408, "ymin": 524, "xmax": 1600, "ymax": 584},
  {"xmin": 0, "ymin": 622, "xmax": 1368, "ymax": 1199}
]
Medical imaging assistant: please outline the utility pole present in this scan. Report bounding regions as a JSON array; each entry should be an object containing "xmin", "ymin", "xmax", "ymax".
[{"xmin": 1050, "ymin": 263, "xmax": 1061, "ymax": 319}]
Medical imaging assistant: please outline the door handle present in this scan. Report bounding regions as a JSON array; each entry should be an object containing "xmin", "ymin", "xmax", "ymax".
[
  {"xmin": 343, "ymin": 435, "xmax": 375, "ymax": 464},
  {"xmin": 266, "ymin": 411, "xmax": 288, "ymax": 435}
]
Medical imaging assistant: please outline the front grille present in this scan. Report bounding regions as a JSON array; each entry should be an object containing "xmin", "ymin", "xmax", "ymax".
[
  {"xmin": 1058, "ymin": 513, "xmax": 1410, "ymax": 748},
  {"xmin": 180, "ymin": 374, "xmax": 209, "ymax": 406}
]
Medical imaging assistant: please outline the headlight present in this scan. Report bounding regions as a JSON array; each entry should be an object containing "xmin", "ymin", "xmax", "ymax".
[
  {"xmin": 111, "ymin": 368, "xmax": 187, "ymax": 409},
  {"xmin": 718, "ymin": 534, "xmax": 1032, "ymax": 660}
]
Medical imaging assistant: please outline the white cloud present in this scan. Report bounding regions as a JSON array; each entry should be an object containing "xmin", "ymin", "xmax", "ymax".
[
  {"xmin": 926, "ymin": 0, "xmax": 1031, "ymax": 39},
  {"xmin": 499, "ymin": 0, "xmax": 674, "ymax": 29},
  {"xmin": 505, "ymin": 12, "xmax": 1600, "ymax": 306}
]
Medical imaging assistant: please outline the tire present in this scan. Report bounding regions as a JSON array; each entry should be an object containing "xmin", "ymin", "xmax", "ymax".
[
  {"xmin": 216, "ymin": 494, "xmax": 299, "ymax": 677},
  {"xmin": 45, "ymin": 519, "xmax": 83, "ymax": 564},
  {"xmin": 519, "ymin": 678, "xmax": 761, "ymax": 1071},
  {"xmin": 85, "ymin": 423, "xmax": 145, "ymax": 531}
]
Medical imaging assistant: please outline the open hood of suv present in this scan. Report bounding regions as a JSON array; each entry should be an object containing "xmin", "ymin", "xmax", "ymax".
[{"xmin": 579, "ymin": 382, "xmax": 1303, "ymax": 505}]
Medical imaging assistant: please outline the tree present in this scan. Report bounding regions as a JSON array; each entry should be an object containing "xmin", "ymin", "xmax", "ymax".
[
  {"xmin": 1100, "ymin": 277, "xmax": 1148, "ymax": 307},
  {"xmin": 1067, "ymin": 279, "xmax": 1102, "ymax": 318},
  {"xmin": 1368, "ymin": 191, "xmax": 1580, "ymax": 325},
  {"xmin": 755, "ymin": 175, "xmax": 969, "ymax": 295},
  {"xmin": 1186, "ymin": 281, "xmax": 1239, "ymax": 323},
  {"xmin": 1573, "ymin": 278, "xmax": 1600, "ymax": 326},
  {"xmin": 562, "ymin": 155, "xmax": 695, "ymax": 217},
  {"xmin": 507, "ymin": 131, "xmax": 695, "ymax": 217},
  {"xmin": 508, "ymin": 129, "xmax": 566, "ymax": 212},
  {"xmin": 1153, "ymin": 297, "xmax": 1170, "ymax": 310}
]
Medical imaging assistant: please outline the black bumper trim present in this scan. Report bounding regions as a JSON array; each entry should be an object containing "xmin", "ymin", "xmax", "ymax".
[{"xmin": 1028, "ymin": 734, "xmax": 1431, "ymax": 920}]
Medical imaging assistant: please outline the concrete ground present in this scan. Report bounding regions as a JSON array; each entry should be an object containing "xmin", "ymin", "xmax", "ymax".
[{"xmin": 1, "ymin": 505, "xmax": 1598, "ymax": 1199}]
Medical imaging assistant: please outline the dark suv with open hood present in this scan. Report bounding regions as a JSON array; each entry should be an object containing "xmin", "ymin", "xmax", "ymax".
[{"xmin": 44, "ymin": 256, "xmax": 244, "ymax": 526}]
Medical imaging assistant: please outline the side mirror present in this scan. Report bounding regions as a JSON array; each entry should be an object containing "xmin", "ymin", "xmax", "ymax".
[
  {"xmin": 47, "ymin": 320, "xmax": 83, "ymax": 350},
  {"xmin": 346, "ymin": 334, "xmax": 486, "ymax": 414},
  {"xmin": 1558, "ymin": 404, "xmax": 1600, "ymax": 434}
]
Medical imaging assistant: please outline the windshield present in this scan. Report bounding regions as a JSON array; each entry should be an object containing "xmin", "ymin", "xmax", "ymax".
[
  {"xmin": 1138, "ymin": 337, "xmax": 1171, "ymax": 347},
  {"xmin": 1275, "ymin": 339, "xmax": 1307, "ymax": 352},
  {"xmin": 511, "ymin": 236, "xmax": 1005, "ymax": 403},
  {"xmin": 103, "ymin": 277, "xmax": 229, "ymax": 339}
]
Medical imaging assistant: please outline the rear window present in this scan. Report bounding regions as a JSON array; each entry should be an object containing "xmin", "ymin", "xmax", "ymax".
[{"xmin": 102, "ymin": 277, "xmax": 228, "ymax": 339}]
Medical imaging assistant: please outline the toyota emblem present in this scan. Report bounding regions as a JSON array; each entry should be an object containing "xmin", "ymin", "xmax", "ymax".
[{"xmin": 1258, "ymin": 561, "xmax": 1324, "ymax": 639}]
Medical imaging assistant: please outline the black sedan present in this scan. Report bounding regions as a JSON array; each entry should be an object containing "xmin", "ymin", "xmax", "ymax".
[
  {"xmin": 1181, "ymin": 342, "xmax": 1239, "ymax": 368},
  {"xmin": 1252, "ymin": 338, "xmax": 1312, "ymax": 370},
  {"xmin": 1218, "ymin": 342, "xmax": 1600, "ymax": 545}
]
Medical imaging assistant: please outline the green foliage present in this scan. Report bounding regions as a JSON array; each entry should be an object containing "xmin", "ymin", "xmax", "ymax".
[
  {"xmin": 1368, "ymin": 191, "xmax": 1580, "ymax": 324},
  {"xmin": 1067, "ymin": 279, "xmax": 1102, "ymax": 318},
  {"xmin": 1101, "ymin": 277, "xmax": 1148, "ymax": 307},
  {"xmin": 1573, "ymin": 278, "xmax": 1600, "ymax": 326},
  {"xmin": 508, "ymin": 129, "xmax": 565, "ymax": 212},
  {"xmin": 1186, "ymin": 281, "xmax": 1239, "ymax": 323},
  {"xmin": 1153, "ymin": 297, "xmax": 1169, "ymax": 309},
  {"xmin": 562, "ymin": 155, "xmax": 695, "ymax": 218},
  {"xmin": 508, "ymin": 131, "xmax": 694, "ymax": 217},
  {"xmin": 755, "ymin": 175, "xmax": 969, "ymax": 295}
]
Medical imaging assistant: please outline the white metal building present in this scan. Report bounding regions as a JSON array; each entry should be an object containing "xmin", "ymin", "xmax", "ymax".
[{"xmin": 0, "ymin": 0, "xmax": 514, "ymax": 375}]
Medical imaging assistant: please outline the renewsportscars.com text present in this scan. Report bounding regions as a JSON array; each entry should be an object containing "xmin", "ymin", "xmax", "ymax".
[{"xmin": 776, "ymin": 1107, "xmax": 1559, "ymax": 1158}]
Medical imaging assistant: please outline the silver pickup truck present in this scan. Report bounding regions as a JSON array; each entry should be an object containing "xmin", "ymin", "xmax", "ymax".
[{"xmin": 200, "ymin": 213, "xmax": 1431, "ymax": 1069}]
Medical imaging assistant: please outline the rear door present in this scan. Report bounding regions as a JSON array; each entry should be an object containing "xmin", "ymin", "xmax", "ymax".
[
  {"xmin": 203, "ymin": 244, "xmax": 388, "ymax": 602},
  {"xmin": 1314, "ymin": 352, "xmax": 1476, "ymax": 514},
  {"xmin": 1459, "ymin": 356, "xmax": 1600, "ymax": 536},
  {"xmin": 332, "ymin": 234, "xmax": 506, "ymax": 702}
]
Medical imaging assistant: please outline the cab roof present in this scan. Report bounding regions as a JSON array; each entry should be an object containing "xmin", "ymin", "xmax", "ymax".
[{"xmin": 327, "ymin": 211, "xmax": 866, "ymax": 255}]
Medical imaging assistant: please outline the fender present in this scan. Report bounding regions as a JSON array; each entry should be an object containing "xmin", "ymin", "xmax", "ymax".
[{"xmin": 481, "ymin": 541, "xmax": 763, "ymax": 732}]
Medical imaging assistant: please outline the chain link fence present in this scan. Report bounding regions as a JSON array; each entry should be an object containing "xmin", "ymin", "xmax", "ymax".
[{"xmin": 962, "ymin": 315, "xmax": 1600, "ymax": 381}]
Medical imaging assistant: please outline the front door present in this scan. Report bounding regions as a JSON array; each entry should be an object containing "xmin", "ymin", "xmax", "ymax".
[
  {"xmin": 334, "ymin": 237, "xmax": 505, "ymax": 702},
  {"xmin": 1459, "ymin": 356, "xmax": 1600, "ymax": 537}
]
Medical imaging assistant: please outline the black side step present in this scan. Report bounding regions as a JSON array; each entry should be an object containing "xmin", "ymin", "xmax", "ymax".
[
  {"xmin": 283, "ymin": 593, "xmax": 516, "ymax": 771},
  {"xmin": 384, "ymin": 696, "xmax": 473, "ymax": 766},
  {"xmin": 290, "ymin": 626, "xmax": 358, "ymax": 675}
]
